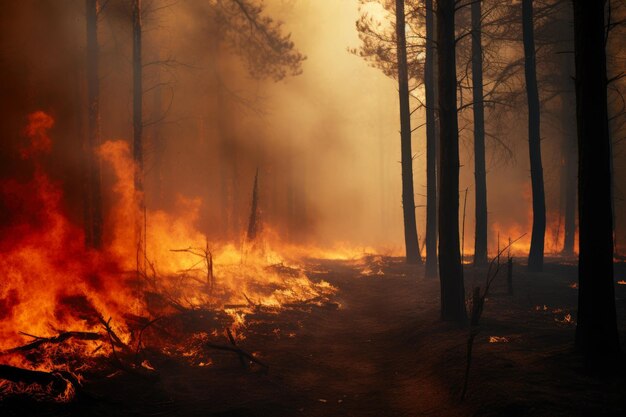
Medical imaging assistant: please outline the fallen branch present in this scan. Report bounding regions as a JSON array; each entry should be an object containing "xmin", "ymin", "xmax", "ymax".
[
  {"xmin": 99, "ymin": 317, "xmax": 158, "ymax": 380},
  {"xmin": 4, "ymin": 331, "xmax": 101, "ymax": 354},
  {"xmin": 205, "ymin": 328, "xmax": 268, "ymax": 372}
]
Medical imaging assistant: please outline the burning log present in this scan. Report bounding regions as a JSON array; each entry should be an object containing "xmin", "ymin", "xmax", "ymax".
[{"xmin": 0, "ymin": 365, "xmax": 81, "ymax": 400}]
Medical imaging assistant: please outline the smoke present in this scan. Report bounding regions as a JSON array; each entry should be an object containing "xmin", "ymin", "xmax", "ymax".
[{"xmin": 0, "ymin": 0, "xmax": 624, "ymax": 256}]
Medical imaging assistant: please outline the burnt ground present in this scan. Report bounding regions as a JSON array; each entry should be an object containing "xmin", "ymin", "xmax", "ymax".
[{"xmin": 3, "ymin": 257, "xmax": 626, "ymax": 417}]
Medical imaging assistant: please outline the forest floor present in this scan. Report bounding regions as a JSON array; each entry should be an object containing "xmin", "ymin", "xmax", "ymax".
[{"xmin": 3, "ymin": 256, "xmax": 626, "ymax": 417}]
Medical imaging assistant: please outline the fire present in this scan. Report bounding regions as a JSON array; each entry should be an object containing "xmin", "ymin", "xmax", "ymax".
[
  {"xmin": 0, "ymin": 114, "xmax": 133, "ymax": 353},
  {"xmin": 488, "ymin": 183, "xmax": 579, "ymax": 257},
  {"xmin": 0, "ymin": 111, "xmax": 338, "ymax": 399}
]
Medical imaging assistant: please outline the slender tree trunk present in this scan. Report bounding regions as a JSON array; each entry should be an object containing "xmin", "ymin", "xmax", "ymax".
[
  {"xmin": 246, "ymin": 168, "xmax": 259, "ymax": 241},
  {"xmin": 85, "ymin": 0, "xmax": 103, "ymax": 249},
  {"xmin": 471, "ymin": 0, "xmax": 487, "ymax": 266},
  {"xmin": 522, "ymin": 0, "xmax": 545, "ymax": 272},
  {"xmin": 424, "ymin": 0, "xmax": 438, "ymax": 277},
  {"xmin": 573, "ymin": 0, "xmax": 620, "ymax": 371},
  {"xmin": 437, "ymin": 0, "xmax": 466, "ymax": 322},
  {"xmin": 562, "ymin": 92, "xmax": 577, "ymax": 255},
  {"xmin": 132, "ymin": 0, "xmax": 143, "ymax": 194},
  {"xmin": 395, "ymin": 0, "xmax": 422, "ymax": 264}
]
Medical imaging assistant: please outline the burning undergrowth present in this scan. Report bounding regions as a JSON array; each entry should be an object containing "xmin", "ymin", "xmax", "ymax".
[{"xmin": 0, "ymin": 112, "xmax": 337, "ymax": 402}]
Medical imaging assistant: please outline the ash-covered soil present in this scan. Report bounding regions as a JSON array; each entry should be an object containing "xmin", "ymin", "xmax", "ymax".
[{"xmin": 3, "ymin": 257, "xmax": 626, "ymax": 417}]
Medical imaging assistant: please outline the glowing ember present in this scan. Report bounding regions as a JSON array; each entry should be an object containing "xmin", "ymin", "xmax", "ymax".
[
  {"xmin": 488, "ymin": 336, "xmax": 509, "ymax": 343},
  {"xmin": 555, "ymin": 313, "xmax": 574, "ymax": 324}
]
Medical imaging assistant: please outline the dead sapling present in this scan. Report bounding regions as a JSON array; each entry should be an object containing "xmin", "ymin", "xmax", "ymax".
[
  {"xmin": 170, "ymin": 240, "xmax": 215, "ymax": 295},
  {"xmin": 461, "ymin": 234, "xmax": 525, "ymax": 401}
]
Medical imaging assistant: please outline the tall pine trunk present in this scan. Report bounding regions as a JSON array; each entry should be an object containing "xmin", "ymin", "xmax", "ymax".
[
  {"xmin": 573, "ymin": 0, "xmax": 620, "ymax": 371},
  {"xmin": 395, "ymin": 0, "xmax": 421, "ymax": 264},
  {"xmin": 424, "ymin": 0, "xmax": 438, "ymax": 277},
  {"xmin": 85, "ymin": 0, "xmax": 103, "ymax": 249},
  {"xmin": 522, "ymin": 0, "xmax": 545, "ymax": 272},
  {"xmin": 471, "ymin": 0, "xmax": 487, "ymax": 266},
  {"xmin": 437, "ymin": 0, "xmax": 466, "ymax": 322}
]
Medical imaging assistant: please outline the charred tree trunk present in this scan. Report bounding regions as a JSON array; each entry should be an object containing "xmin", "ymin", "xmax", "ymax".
[
  {"xmin": 424, "ymin": 0, "xmax": 438, "ymax": 278},
  {"xmin": 395, "ymin": 0, "xmax": 422, "ymax": 265},
  {"xmin": 437, "ymin": 0, "xmax": 466, "ymax": 322},
  {"xmin": 561, "ymin": 93, "xmax": 577, "ymax": 255},
  {"xmin": 247, "ymin": 168, "xmax": 260, "ymax": 241},
  {"xmin": 471, "ymin": 0, "xmax": 487, "ymax": 267},
  {"xmin": 132, "ymin": 0, "xmax": 143, "ymax": 194},
  {"xmin": 573, "ymin": 0, "xmax": 620, "ymax": 371},
  {"xmin": 85, "ymin": 0, "xmax": 103, "ymax": 249},
  {"xmin": 522, "ymin": 0, "xmax": 545, "ymax": 272}
]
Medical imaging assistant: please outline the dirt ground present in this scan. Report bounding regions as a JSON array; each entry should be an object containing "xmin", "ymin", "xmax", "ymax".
[{"xmin": 3, "ymin": 256, "xmax": 626, "ymax": 416}]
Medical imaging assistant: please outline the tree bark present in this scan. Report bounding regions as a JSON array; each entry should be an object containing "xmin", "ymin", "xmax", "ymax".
[
  {"xmin": 522, "ymin": 0, "xmax": 545, "ymax": 272},
  {"xmin": 573, "ymin": 0, "xmax": 620, "ymax": 371},
  {"xmin": 471, "ymin": 0, "xmax": 487, "ymax": 266},
  {"xmin": 395, "ymin": 0, "xmax": 421, "ymax": 264},
  {"xmin": 85, "ymin": 0, "xmax": 103, "ymax": 249},
  {"xmin": 424, "ymin": 0, "xmax": 438, "ymax": 277},
  {"xmin": 437, "ymin": 0, "xmax": 466, "ymax": 322}
]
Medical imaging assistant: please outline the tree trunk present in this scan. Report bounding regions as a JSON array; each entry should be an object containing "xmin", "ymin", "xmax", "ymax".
[
  {"xmin": 561, "ymin": 92, "xmax": 577, "ymax": 255},
  {"xmin": 573, "ymin": 0, "xmax": 620, "ymax": 371},
  {"xmin": 85, "ymin": 0, "xmax": 103, "ymax": 249},
  {"xmin": 395, "ymin": 0, "xmax": 421, "ymax": 265},
  {"xmin": 132, "ymin": 0, "xmax": 143, "ymax": 194},
  {"xmin": 471, "ymin": 0, "xmax": 487, "ymax": 267},
  {"xmin": 246, "ymin": 168, "xmax": 259, "ymax": 241},
  {"xmin": 437, "ymin": 0, "xmax": 466, "ymax": 322},
  {"xmin": 424, "ymin": 0, "xmax": 438, "ymax": 277},
  {"xmin": 522, "ymin": 0, "xmax": 545, "ymax": 272}
]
